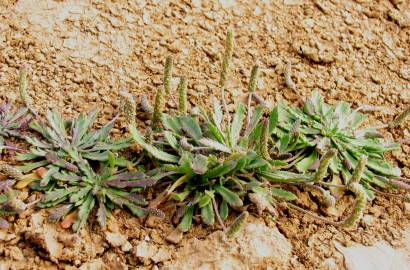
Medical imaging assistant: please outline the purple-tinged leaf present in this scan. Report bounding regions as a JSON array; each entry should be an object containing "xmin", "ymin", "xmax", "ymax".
[
  {"xmin": 106, "ymin": 178, "xmax": 157, "ymax": 188},
  {"xmin": 48, "ymin": 204, "xmax": 73, "ymax": 223},
  {"xmin": 108, "ymin": 171, "xmax": 146, "ymax": 182},
  {"xmin": 45, "ymin": 152, "xmax": 79, "ymax": 172},
  {"xmin": 52, "ymin": 173, "xmax": 81, "ymax": 182},
  {"xmin": 145, "ymin": 208, "xmax": 165, "ymax": 219},
  {"xmin": 0, "ymin": 180, "xmax": 15, "ymax": 192},
  {"xmin": 96, "ymin": 196, "xmax": 107, "ymax": 227},
  {"xmin": 127, "ymin": 194, "xmax": 148, "ymax": 205},
  {"xmin": 0, "ymin": 217, "xmax": 9, "ymax": 230}
]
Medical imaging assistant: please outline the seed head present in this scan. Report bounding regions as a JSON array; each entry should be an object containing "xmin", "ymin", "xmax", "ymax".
[
  {"xmin": 178, "ymin": 77, "xmax": 188, "ymax": 115},
  {"xmin": 119, "ymin": 90, "xmax": 136, "ymax": 126},
  {"xmin": 164, "ymin": 56, "xmax": 173, "ymax": 95},
  {"xmin": 248, "ymin": 65, "xmax": 259, "ymax": 93},
  {"xmin": 312, "ymin": 149, "xmax": 337, "ymax": 183},
  {"xmin": 219, "ymin": 29, "xmax": 234, "ymax": 88},
  {"xmin": 152, "ymin": 87, "xmax": 165, "ymax": 129}
]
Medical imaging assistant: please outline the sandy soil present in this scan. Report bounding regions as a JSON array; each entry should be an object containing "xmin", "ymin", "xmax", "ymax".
[{"xmin": 0, "ymin": 0, "xmax": 409, "ymax": 269}]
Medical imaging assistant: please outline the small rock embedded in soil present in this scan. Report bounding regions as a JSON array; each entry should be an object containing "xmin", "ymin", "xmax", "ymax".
[{"xmin": 105, "ymin": 232, "xmax": 127, "ymax": 247}]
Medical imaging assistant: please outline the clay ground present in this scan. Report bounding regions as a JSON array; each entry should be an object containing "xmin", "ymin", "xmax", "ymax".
[{"xmin": 0, "ymin": 0, "xmax": 410, "ymax": 269}]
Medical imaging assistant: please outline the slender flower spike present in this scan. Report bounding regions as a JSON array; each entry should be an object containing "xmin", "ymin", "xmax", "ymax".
[
  {"xmin": 141, "ymin": 95, "xmax": 153, "ymax": 114},
  {"xmin": 178, "ymin": 77, "xmax": 188, "ymax": 115},
  {"xmin": 152, "ymin": 87, "xmax": 165, "ymax": 129},
  {"xmin": 312, "ymin": 149, "xmax": 337, "ymax": 183},
  {"xmin": 389, "ymin": 106, "xmax": 410, "ymax": 128},
  {"xmin": 219, "ymin": 29, "xmax": 234, "ymax": 88},
  {"xmin": 19, "ymin": 66, "xmax": 30, "ymax": 107},
  {"xmin": 248, "ymin": 65, "xmax": 259, "ymax": 93},
  {"xmin": 342, "ymin": 182, "xmax": 366, "ymax": 228},
  {"xmin": 284, "ymin": 61, "xmax": 296, "ymax": 91},
  {"xmin": 260, "ymin": 118, "xmax": 271, "ymax": 160},
  {"xmin": 119, "ymin": 90, "xmax": 136, "ymax": 126},
  {"xmin": 0, "ymin": 164, "xmax": 23, "ymax": 180},
  {"xmin": 226, "ymin": 211, "xmax": 249, "ymax": 238},
  {"xmin": 164, "ymin": 56, "xmax": 173, "ymax": 96},
  {"xmin": 349, "ymin": 155, "xmax": 367, "ymax": 185}
]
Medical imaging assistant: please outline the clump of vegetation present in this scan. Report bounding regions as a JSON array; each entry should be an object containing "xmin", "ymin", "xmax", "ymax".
[
  {"xmin": 270, "ymin": 91, "xmax": 404, "ymax": 198},
  {"xmin": 15, "ymin": 109, "xmax": 131, "ymax": 188},
  {"xmin": 130, "ymin": 30, "xmax": 298, "ymax": 239},
  {"xmin": 0, "ymin": 101, "xmax": 31, "ymax": 153},
  {"xmin": 0, "ymin": 29, "xmax": 408, "ymax": 237},
  {"xmin": 38, "ymin": 156, "xmax": 168, "ymax": 231},
  {"xmin": 0, "ymin": 164, "xmax": 28, "ymax": 229}
]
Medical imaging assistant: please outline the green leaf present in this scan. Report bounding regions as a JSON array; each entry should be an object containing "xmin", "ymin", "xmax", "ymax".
[
  {"xmin": 229, "ymin": 104, "xmax": 245, "ymax": 148},
  {"xmin": 178, "ymin": 205, "xmax": 194, "ymax": 232},
  {"xmin": 17, "ymin": 160, "xmax": 49, "ymax": 173},
  {"xmin": 200, "ymin": 202, "xmax": 215, "ymax": 225},
  {"xmin": 178, "ymin": 116, "xmax": 202, "ymax": 141},
  {"xmin": 214, "ymin": 185, "xmax": 243, "ymax": 207},
  {"xmin": 72, "ymin": 193, "xmax": 95, "ymax": 231},
  {"xmin": 164, "ymin": 131, "xmax": 179, "ymax": 151},
  {"xmin": 161, "ymin": 114, "xmax": 182, "ymax": 133},
  {"xmin": 202, "ymin": 160, "xmax": 236, "ymax": 179},
  {"xmin": 130, "ymin": 125, "xmax": 179, "ymax": 163},
  {"xmin": 268, "ymin": 106, "xmax": 279, "ymax": 134},
  {"xmin": 244, "ymin": 106, "xmax": 264, "ymax": 136},
  {"xmin": 199, "ymin": 138, "xmax": 231, "ymax": 153},
  {"xmin": 295, "ymin": 151, "xmax": 318, "ymax": 172},
  {"xmin": 270, "ymin": 187, "xmax": 297, "ymax": 201},
  {"xmin": 219, "ymin": 200, "xmax": 229, "ymax": 220},
  {"xmin": 190, "ymin": 154, "xmax": 209, "ymax": 174},
  {"xmin": 198, "ymin": 191, "xmax": 213, "ymax": 208},
  {"xmin": 69, "ymin": 186, "xmax": 92, "ymax": 203},
  {"xmin": 171, "ymin": 190, "xmax": 191, "ymax": 201}
]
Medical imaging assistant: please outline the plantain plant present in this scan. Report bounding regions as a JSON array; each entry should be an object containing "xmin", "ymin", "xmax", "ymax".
[
  {"xmin": 269, "ymin": 91, "xmax": 403, "ymax": 198},
  {"xmin": 129, "ymin": 30, "xmax": 298, "ymax": 238},
  {"xmin": 37, "ymin": 155, "xmax": 168, "ymax": 231},
  {"xmin": 0, "ymin": 102, "xmax": 31, "ymax": 154},
  {"xmin": 15, "ymin": 109, "xmax": 131, "ymax": 186},
  {"xmin": 0, "ymin": 164, "xmax": 28, "ymax": 229}
]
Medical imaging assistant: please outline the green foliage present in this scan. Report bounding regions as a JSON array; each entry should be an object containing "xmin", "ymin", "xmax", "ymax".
[
  {"xmin": 0, "ymin": 102, "xmax": 31, "ymax": 153},
  {"xmin": 271, "ymin": 91, "xmax": 401, "ymax": 193},
  {"xmin": 40, "ymin": 157, "xmax": 167, "ymax": 231},
  {"xmin": 17, "ymin": 109, "xmax": 130, "ymax": 174}
]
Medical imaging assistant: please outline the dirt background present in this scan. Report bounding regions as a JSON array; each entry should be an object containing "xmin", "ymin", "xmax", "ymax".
[{"xmin": 0, "ymin": 0, "xmax": 409, "ymax": 269}]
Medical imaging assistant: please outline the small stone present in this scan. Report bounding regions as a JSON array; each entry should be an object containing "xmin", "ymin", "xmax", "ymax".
[
  {"xmin": 166, "ymin": 228, "xmax": 184, "ymax": 244},
  {"xmin": 404, "ymin": 202, "xmax": 410, "ymax": 216},
  {"xmin": 8, "ymin": 246, "xmax": 24, "ymax": 261},
  {"xmin": 79, "ymin": 259, "xmax": 105, "ymax": 270},
  {"xmin": 121, "ymin": 241, "xmax": 132, "ymax": 253},
  {"xmin": 105, "ymin": 232, "xmax": 127, "ymax": 248},
  {"xmin": 152, "ymin": 248, "xmax": 171, "ymax": 263},
  {"xmin": 219, "ymin": 0, "xmax": 236, "ymax": 8},
  {"xmin": 361, "ymin": 215, "xmax": 375, "ymax": 227},
  {"xmin": 134, "ymin": 241, "xmax": 158, "ymax": 259}
]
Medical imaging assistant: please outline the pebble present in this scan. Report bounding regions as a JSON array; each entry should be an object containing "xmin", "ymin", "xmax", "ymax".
[{"xmin": 105, "ymin": 232, "xmax": 128, "ymax": 247}]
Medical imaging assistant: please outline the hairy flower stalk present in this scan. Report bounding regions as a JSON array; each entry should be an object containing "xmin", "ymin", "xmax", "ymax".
[
  {"xmin": 226, "ymin": 211, "xmax": 249, "ymax": 238},
  {"xmin": 219, "ymin": 29, "xmax": 233, "ymax": 89},
  {"xmin": 248, "ymin": 65, "xmax": 259, "ymax": 93},
  {"xmin": 312, "ymin": 149, "xmax": 337, "ymax": 183},
  {"xmin": 140, "ymin": 95, "xmax": 153, "ymax": 114},
  {"xmin": 246, "ymin": 65, "xmax": 260, "ymax": 127},
  {"xmin": 349, "ymin": 155, "xmax": 367, "ymax": 185},
  {"xmin": 164, "ymin": 56, "xmax": 173, "ymax": 96},
  {"xmin": 19, "ymin": 66, "xmax": 30, "ymax": 107},
  {"xmin": 260, "ymin": 118, "xmax": 271, "ymax": 160},
  {"xmin": 178, "ymin": 77, "xmax": 188, "ymax": 115},
  {"xmin": 0, "ymin": 164, "xmax": 23, "ymax": 180},
  {"xmin": 341, "ymin": 182, "xmax": 366, "ymax": 228},
  {"xmin": 119, "ymin": 90, "xmax": 136, "ymax": 126},
  {"xmin": 152, "ymin": 87, "xmax": 165, "ymax": 129},
  {"xmin": 389, "ymin": 105, "xmax": 410, "ymax": 128}
]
